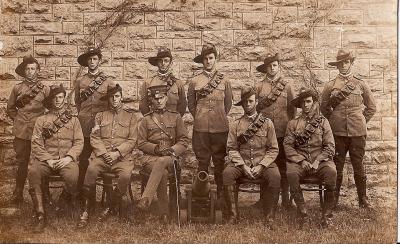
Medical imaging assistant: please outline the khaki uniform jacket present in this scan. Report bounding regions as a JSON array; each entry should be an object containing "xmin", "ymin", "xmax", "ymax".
[
  {"xmin": 74, "ymin": 72, "xmax": 115, "ymax": 137},
  {"xmin": 320, "ymin": 75, "xmax": 376, "ymax": 137},
  {"xmin": 90, "ymin": 106, "xmax": 139, "ymax": 159},
  {"xmin": 255, "ymin": 76, "xmax": 296, "ymax": 138},
  {"xmin": 7, "ymin": 80, "xmax": 50, "ymax": 140},
  {"xmin": 227, "ymin": 113, "xmax": 279, "ymax": 168},
  {"xmin": 138, "ymin": 110, "xmax": 189, "ymax": 157},
  {"xmin": 284, "ymin": 113, "xmax": 335, "ymax": 165},
  {"xmin": 187, "ymin": 71, "xmax": 233, "ymax": 133},
  {"xmin": 31, "ymin": 108, "xmax": 84, "ymax": 162},
  {"xmin": 139, "ymin": 73, "xmax": 187, "ymax": 117}
]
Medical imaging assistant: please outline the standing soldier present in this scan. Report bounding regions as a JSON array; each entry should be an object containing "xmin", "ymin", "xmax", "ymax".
[
  {"xmin": 139, "ymin": 47, "xmax": 187, "ymax": 117},
  {"xmin": 321, "ymin": 49, "xmax": 376, "ymax": 209},
  {"xmin": 74, "ymin": 47, "xmax": 115, "ymax": 194},
  {"xmin": 7, "ymin": 55, "xmax": 50, "ymax": 204},
  {"xmin": 284, "ymin": 88, "xmax": 336, "ymax": 226},
  {"xmin": 76, "ymin": 84, "xmax": 139, "ymax": 229},
  {"xmin": 28, "ymin": 84, "xmax": 83, "ymax": 233},
  {"xmin": 255, "ymin": 53, "xmax": 296, "ymax": 209},
  {"xmin": 187, "ymin": 44, "xmax": 233, "ymax": 198},
  {"xmin": 137, "ymin": 85, "xmax": 189, "ymax": 223},
  {"xmin": 223, "ymin": 85, "xmax": 280, "ymax": 224}
]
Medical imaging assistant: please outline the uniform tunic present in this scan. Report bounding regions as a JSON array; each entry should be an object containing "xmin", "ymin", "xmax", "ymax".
[
  {"xmin": 139, "ymin": 73, "xmax": 187, "ymax": 117},
  {"xmin": 28, "ymin": 107, "xmax": 83, "ymax": 195}
]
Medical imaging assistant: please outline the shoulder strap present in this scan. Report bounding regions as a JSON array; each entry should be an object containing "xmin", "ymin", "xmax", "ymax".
[
  {"xmin": 256, "ymin": 78, "xmax": 287, "ymax": 111},
  {"xmin": 294, "ymin": 115, "xmax": 324, "ymax": 148},
  {"xmin": 196, "ymin": 72, "xmax": 224, "ymax": 100},
  {"xmin": 79, "ymin": 72, "xmax": 107, "ymax": 102},
  {"xmin": 329, "ymin": 78, "xmax": 356, "ymax": 108},
  {"xmin": 150, "ymin": 113, "xmax": 173, "ymax": 140},
  {"xmin": 41, "ymin": 109, "xmax": 73, "ymax": 139},
  {"xmin": 15, "ymin": 81, "xmax": 45, "ymax": 109},
  {"xmin": 237, "ymin": 113, "xmax": 269, "ymax": 146}
]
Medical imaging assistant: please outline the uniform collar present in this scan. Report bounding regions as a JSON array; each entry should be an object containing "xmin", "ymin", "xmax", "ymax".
[
  {"xmin": 203, "ymin": 69, "xmax": 216, "ymax": 79},
  {"xmin": 110, "ymin": 104, "xmax": 123, "ymax": 114},
  {"xmin": 24, "ymin": 78, "xmax": 38, "ymax": 87},
  {"xmin": 50, "ymin": 105, "xmax": 66, "ymax": 116},
  {"xmin": 154, "ymin": 108, "xmax": 167, "ymax": 114},
  {"xmin": 157, "ymin": 70, "xmax": 174, "ymax": 85},
  {"xmin": 87, "ymin": 70, "xmax": 100, "ymax": 78},
  {"xmin": 264, "ymin": 71, "xmax": 281, "ymax": 84},
  {"xmin": 338, "ymin": 72, "xmax": 352, "ymax": 80},
  {"xmin": 244, "ymin": 112, "xmax": 258, "ymax": 122}
]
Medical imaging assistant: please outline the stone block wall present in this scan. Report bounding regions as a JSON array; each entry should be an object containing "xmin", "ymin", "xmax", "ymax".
[{"xmin": 0, "ymin": 0, "xmax": 397, "ymax": 187}]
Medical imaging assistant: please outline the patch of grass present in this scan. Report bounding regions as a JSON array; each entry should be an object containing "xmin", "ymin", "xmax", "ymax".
[{"xmin": 0, "ymin": 182, "xmax": 396, "ymax": 243}]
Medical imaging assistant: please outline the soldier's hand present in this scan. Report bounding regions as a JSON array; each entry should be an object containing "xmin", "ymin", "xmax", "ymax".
[
  {"xmin": 54, "ymin": 156, "xmax": 73, "ymax": 170},
  {"xmin": 47, "ymin": 159, "xmax": 58, "ymax": 169},
  {"xmin": 242, "ymin": 165, "xmax": 255, "ymax": 179},
  {"xmin": 251, "ymin": 164, "xmax": 264, "ymax": 178},
  {"xmin": 301, "ymin": 160, "xmax": 313, "ymax": 172},
  {"xmin": 108, "ymin": 151, "xmax": 121, "ymax": 162},
  {"xmin": 161, "ymin": 147, "xmax": 175, "ymax": 156}
]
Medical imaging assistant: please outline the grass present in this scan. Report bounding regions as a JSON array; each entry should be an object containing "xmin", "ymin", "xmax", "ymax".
[{"xmin": 0, "ymin": 180, "xmax": 396, "ymax": 244}]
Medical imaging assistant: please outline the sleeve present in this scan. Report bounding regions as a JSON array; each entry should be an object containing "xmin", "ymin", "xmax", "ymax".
[
  {"xmin": 139, "ymin": 80, "xmax": 150, "ymax": 116},
  {"xmin": 74, "ymin": 78, "xmax": 81, "ymax": 112},
  {"xmin": 224, "ymin": 80, "xmax": 233, "ymax": 114},
  {"xmin": 6, "ymin": 86, "xmax": 18, "ymax": 120},
  {"xmin": 31, "ymin": 117, "xmax": 54, "ymax": 162},
  {"xmin": 137, "ymin": 117, "xmax": 158, "ymax": 155},
  {"xmin": 226, "ymin": 121, "xmax": 246, "ymax": 167},
  {"xmin": 90, "ymin": 113, "xmax": 108, "ymax": 157},
  {"xmin": 320, "ymin": 83, "xmax": 333, "ymax": 119},
  {"xmin": 286, "ymin": 83, "xmax": 296, "ymax": 120},
  {"xmin": 65, "ymin": 117, "xmax": 84, "ymax": 162},
  {"xmin": 283, "ymin": 120, "xmax": 307, "ymax": 164},
  {"xmin": 314, "ymin": 118, "xmax": 335, "ymax": 164},
  {"xmin": 116, "ymin": 113, "xmax": 139, "ymax": 157},
  {"xmin": 177, "ymin": 81, "xmax": 188, "ymax": 117},
  {"xmin": 171, "ymin": 115, "xmax": 189, "ymax": 156},
  {"xmin": 187, "ymin": 80, "xmax": 197, "ymax": 117},
  {"xmin": 259, "ymin": 121, "xmax": 279, "ymax": 168},
  {"xmin": 361, "ymin": 82, "xmax": 377, "ymax": 123}
]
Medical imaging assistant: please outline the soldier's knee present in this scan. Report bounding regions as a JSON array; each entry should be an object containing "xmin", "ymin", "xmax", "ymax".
[{"xmin": 222, "ymin": 167, "xmax": 236, "ymax": 185}]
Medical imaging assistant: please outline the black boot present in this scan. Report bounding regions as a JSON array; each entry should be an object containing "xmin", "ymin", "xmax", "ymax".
[
  {"xmin": 76, "ymin": 187, "xmax": 92, "ymax": 229},
  {"xmin": 29, "ymin": 188, "xmax": 46, "ymax": 233},
  {"xmin": 321, "ymin": 189, "xmax": 335, "ymax": 228},
  {"xmin": 334, "ymin": 175, "xmax": 343, "ymax": 210},
  {"xmin": 281, "ymin": 180, "xmax": 292, "ymax": 210},
  {"xmin": 292, "ymin": 190, "xmax": 307, "ymax": 218},
  {"xmin": 355, "ymin": 177, "xmax": 371, "ymax": 209},
  {"xmin": 11, "ymin": 184, "xmax": 24, "ymax": 205},
  {"xmin": 264, "ymin": 187, "xmax": 280, "ymax": 227},
  {"xmin": 223, "ymin": 185, "xmax": 237, "ymax": 224},
  {"xmin": 55, "ymin": 189, "xmax": 71, "ymax": 216}
]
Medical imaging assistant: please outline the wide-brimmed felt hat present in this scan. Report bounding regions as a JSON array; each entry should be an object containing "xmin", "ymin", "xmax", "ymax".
[
  {"xmin": 43, "ymin": 84, "xmax": 66, "ymax": 110},
  {"xmin": 100, "ymin": 84, "xmax": 122, "ymax": 101},
  {"xmin": 148, "ymin": 47, "xmax": 173, "ymax": 66},
  {"xmin": 147, "ymin": 85, "xmax": 169, "ymax": 99},
  {"xmin": 256, "ymin": 53, "xmax": 281, "ymax": 73},
  {"xmin": 328, "ymin": 49, "xmax": 355, "ymax": 67},
  {"xmin": 15, "ymin": 55, "xmax": 41, "ymax": 78},
  {"xmin": 234, "ymin": 85, "xmax": 256, "ymax": 106},
  {"xmin": 77, "ymin": 47, "xmax": 102, "ymax": 67},
  {"xmin": 193, "ymin": 44, "xmax": 218, "ymax": 64},
  {"xmin": 291, "ymin": 87, "xmax": 319, "ymax": 108}
]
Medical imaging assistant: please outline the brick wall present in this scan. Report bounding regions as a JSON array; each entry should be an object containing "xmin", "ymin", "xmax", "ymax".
[{"xmin": 0, "ymin": 0, "xmax": 397, "ymax": 187}]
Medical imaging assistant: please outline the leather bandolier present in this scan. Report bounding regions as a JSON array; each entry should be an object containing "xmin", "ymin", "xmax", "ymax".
[
  {"xmin": 294, "ymin": 115, "xmax": 324, "ymax": 148},
  {"xmin": 256, "ymin": 78, "xmax": 287, "ymax": 111},
  {"xmin": 15, "ymin": 81, "xmax": 45, "ymax": 109},
  {"xmin": 79, "ymin": 72, "xmax": 107, "ymax": 102},
  {"xmin": 195, "ymin": 72, "xmax": 224, "ymax": 100}
]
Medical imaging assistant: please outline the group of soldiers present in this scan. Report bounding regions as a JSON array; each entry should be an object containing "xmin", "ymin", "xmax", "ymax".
[{"xmin": 6, "ymin": 43, "xmax": 376, "ymax": 232}]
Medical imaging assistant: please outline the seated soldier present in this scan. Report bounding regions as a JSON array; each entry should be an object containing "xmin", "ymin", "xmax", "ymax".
[
  {"xmin": 284, "ymin": 88, "xmax": 337, "ymax": 226},
  {"xmin": 77, "ymin": 84, "xmax": 139, "ymax": 229},
  {"xmin": 28, "ymin": 84, "xmax": 83, "ymax": 233},
  {"xmin": 223, "ymin": 85, "xmax": 280, "ymax": 224},
  {"xmin": 137, "ymin": 85, "xmax": 189, "ymax": 223}
]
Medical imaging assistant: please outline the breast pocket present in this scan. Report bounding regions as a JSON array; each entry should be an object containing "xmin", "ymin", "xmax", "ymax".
[
  {"xmin": 348, "ymin": 89, "xmax": 363, "ymax": 107},
  {"xmin": 116, "ymin": 120, "xmax": 130, "ymax": 138},
  {"xmin": 253, "ymin": 130, "xmax": 268, "ymax": 148},
  {"xmin": 167, "ymin": 87, "xmax": 179, "ymax": 105},
  {"xmin": 99, "ymin": 121, "xmax": 112, "ymax": 138},
  {"xmin": 165, "ymin": 121, "xmax": 176, "ymax": 142}
]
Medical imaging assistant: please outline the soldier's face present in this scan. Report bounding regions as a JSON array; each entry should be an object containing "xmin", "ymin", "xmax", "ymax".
[
  {"xmin": 157, "ymin": 57, "xmax": 171, "ymax": 73},
  {"xmin": 302, "ymin": 96, "xmax": 314, "ymax": 114},
  {"xmin": 202, "ymin": 53, "xmax": 216, "ymax": 71},
  {"xmin": 87, "ymin": 55, "xmax": 101, "ymax": 71},
  {"xmin": 53, "ymin": 92, "xmax": 65, "ymax": 109},
  {"xmin": 266, "ymin": 61, "xmax": 280, "ymax": 76},
  {"xmin": 152, "ymin": 94, "xmax": 168, "ymax": 110},
  {"xmin": 24, "ymin": 63, "xmax": 39, "ymax": 81},
  {"xmin": 242, "ymin": 95, "xmax": 257, "ymax": 115},
  {"xmin": 109, "ymin": 92, "xmax": 122, "ymax": 109},
  {"xmin": 337, "ymin": 59, "xmax": 352, "ymax": 74}
]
